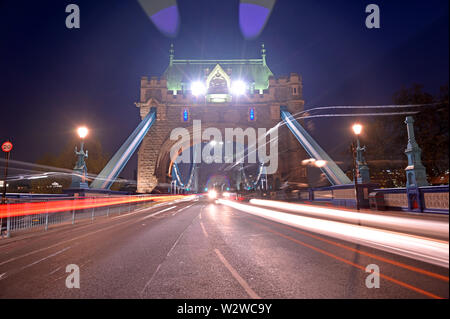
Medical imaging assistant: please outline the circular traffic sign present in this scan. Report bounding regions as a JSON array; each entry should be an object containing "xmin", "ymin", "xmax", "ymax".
[{"xmin": 1, "ymin": 141, "xmax": 13, "ymax": 153}]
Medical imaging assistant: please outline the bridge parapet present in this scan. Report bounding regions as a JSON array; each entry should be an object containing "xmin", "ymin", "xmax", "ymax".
[{"xmin": 297, "ymin": 184, "xmax": 449, "ymax": 214}]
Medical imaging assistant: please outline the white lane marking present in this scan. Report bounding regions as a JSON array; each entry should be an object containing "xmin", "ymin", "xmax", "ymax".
[
  {"xmin": 20, "ymin": 246, "xmax": 71, "ymax": 271},
  {"xmin": 0, "ymin": 213, "xmax": 152, "ymax": 267},
  {"xmin": 111, "ymin": 201, "xmax": 173, "ymax": 220},
  {"xmin": 53, "ymin": 259, "xmax": 91, "ymax": 282},
  {"xmin": 214, "ymin": 249, "xmax": 261, "ymax": 299},
  {"xmin": 0, "ymin": 200, "xmax": 193, "ymax": 268},
  {"xmin": 172, "ymin": 204, "xmax": 194, "ymax": 216},
  {"xmin": 141, "ymin": 221, "xmax": 194, "ymax": 296},
  {"xmin": 111, "ymin": 198, "xmax": 193, "ymax": 220},
  {"xmin": 200, "ymin": 222, "xmax": 209, "ymax": 238},
  {"xmin": 49, "ymin": 266, "xmax": 61, "ymax": 275},
  {"xmin": 141, "ymin": 206, "xmax": 178, "ymax": 220},
  {"xmin": 1, "ymin": 247, "xmax": 72, "ymax": 281},
  {"xmin": 140, "ymin": 264, "xmax": 162, "ymax": 295}
]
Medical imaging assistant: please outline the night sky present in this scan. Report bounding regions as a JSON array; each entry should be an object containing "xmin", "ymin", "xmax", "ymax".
[{"xmin": 0, "ymin": 0, "xmax": 448, "ymax": 179}]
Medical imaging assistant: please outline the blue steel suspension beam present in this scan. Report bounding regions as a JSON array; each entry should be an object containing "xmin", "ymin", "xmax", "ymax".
[
  {"xmin": 280, "ymin": 107, "xmax": 351, "ymax": 185},
  {"xmin": 90, "ymin": 108, "xmax": 157, "ymax": 190}
]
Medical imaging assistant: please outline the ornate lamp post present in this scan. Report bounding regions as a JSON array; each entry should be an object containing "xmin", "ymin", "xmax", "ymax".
[
  {"xmin": 404, "ymin": 116, "xmax": 428, "ymax": 188},
  {"xmin": 351, "ymin": 124, "xmax": 363, "ymax": 211},
  {"xmin": 404, "ymin": 116, "xmax": 428, "ymax": 211},
  {"xmin": 70, "ymin": 127, "xmax": 89, "ymax": 189}
]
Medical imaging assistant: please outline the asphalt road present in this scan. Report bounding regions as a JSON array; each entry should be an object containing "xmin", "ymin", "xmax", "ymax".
[{"xmin": 0, "ymin": 198, "xmax": 448, "ymax": 299}]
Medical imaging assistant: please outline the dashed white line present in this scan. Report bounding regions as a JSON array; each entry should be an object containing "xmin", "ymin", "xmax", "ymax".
[
  {"xmin": 214, "ymin": 248, "xmax": 261, "ymax": 299},
  {"xmin": 140, "ymin": 219, "xmax": 194, "ymax": 296},
  {"xmin": 200, "ymin": 222, "xmax": 209, "ymax": 238},
  {"xmin": 141, "ymin": 206, "xmax": 178, "ymax": 220},
  {"xmin": 1, "ymin": 247, "xmax": 71, "ymax": 281},
  {"xmin": 172, "ymin": 204, "xmax": 194, "ymax": 216},
  {"xmin": 49, "ymin": 266, "xmax": 61, "ymax": 275},
  {"xmin": 20, "ymin": 246, "xmax": 71, "ymax": 271},
  {"xmin": 140, "ymin": 264, "xmax": 161, "ymax": 295}
]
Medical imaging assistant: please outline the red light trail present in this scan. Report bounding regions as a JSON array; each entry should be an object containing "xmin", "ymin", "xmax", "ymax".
[{"xmin": 0, "ymin": 195, "xmax": 190, "ymax": 219}]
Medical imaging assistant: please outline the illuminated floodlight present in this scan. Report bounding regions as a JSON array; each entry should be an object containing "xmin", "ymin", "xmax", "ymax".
[
  {"xmin": 77, "ymin": 127, "xmax": 88, "ymax": 139},
  {"xmin": 352, "ymin": 123, "xmax": 363, "ymax": 135},
  {"xmin": 231, "ymin": 80, "xmax": 247, "ymax": 95},
  {"xmin": 191, "ymin": 81, "xmax": 206, "ymax": 96}
]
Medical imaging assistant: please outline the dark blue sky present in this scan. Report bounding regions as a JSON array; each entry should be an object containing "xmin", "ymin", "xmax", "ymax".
[{"xmin": 0, "ymin": 0, "xmax": 448, "ymax": 178}]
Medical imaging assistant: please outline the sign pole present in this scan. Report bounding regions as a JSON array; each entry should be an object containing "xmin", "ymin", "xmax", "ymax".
[
  {"xmin": 1, "ymin": 141, "xmax": 13, "ymax": 204},
  {"xmin": 1, "ymin": 140, "xmax": 13, "ymax": 238},
  {"xmin": 2, "ymin": 151, "xmax": 9, "ymax": 204}
]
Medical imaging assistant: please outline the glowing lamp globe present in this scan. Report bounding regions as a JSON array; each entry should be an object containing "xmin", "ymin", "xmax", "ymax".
[
  {"xmin": 77, "ymin": 127, "xmax": 89, "ymax": 139},
  {"xmin": 352, "ymin": 124, "xmax": 362, "ymax": 135}
]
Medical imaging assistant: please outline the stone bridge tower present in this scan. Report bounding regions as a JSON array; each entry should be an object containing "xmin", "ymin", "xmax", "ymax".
[{"xmin": 136, "ymin": 45, "xmax": 307, "ymax": 193}]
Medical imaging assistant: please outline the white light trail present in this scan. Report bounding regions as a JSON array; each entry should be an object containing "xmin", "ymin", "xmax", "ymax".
[
  {"xmin": 218, "ymin": 200, "xmax": 449, "ymax": 268},
  {"xmin": 249, "ymin": 199, "xmax": 449, "ymax": 240}
]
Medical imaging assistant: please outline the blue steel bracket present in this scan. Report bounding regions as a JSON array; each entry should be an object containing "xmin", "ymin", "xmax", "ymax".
[
  {"xmin": 280, "ymin": 106, "xmax": 352, "ymax": 185},
  {"xmin": 90, "ymin": 107, "xmax": 157, "ymax": 189}
]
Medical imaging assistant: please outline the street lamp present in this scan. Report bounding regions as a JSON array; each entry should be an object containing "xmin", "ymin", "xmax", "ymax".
[
  {"xmin": 352, "ymin": 123, "xmax": 362, "ymax": 136},
  {"xmin": 77, "ymin": 126, "xmax": 88, "ymax": 139},
  {"xmin": 351, "ymin": 123, "xmax": 362, "ymax": 211},
  {"xmin": 70, "ymin": 127, "xmax": 89, "ymax": 189}
]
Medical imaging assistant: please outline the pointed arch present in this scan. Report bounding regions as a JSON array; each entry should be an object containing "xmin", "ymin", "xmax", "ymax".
[{"xmin": 206, "ymin": 64, "xmax": 231, "ymax": 89}]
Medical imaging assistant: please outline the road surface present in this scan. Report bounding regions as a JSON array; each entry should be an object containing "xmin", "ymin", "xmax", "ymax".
[{"xmin": 0, "ymin": 198, "xmax": 448, "ymax": 299}]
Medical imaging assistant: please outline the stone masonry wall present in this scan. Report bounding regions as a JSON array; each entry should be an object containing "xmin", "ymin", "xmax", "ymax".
[{"xmin": 137, "ymin": 73, "xmax": 307, "ymax": 193}]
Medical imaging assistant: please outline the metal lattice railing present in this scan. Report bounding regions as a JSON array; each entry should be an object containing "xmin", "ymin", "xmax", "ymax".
[{"xmin": 0, "ymin": 195, "xmax": 158, "ymax": 238}]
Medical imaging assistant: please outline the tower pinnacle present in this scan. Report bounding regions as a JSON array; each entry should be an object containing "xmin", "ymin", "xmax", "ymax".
[
  {"xmin": 261, "ymin": 43, "xmax": 266, "ymax": 66},
  {"xmin": 169, "ymin": 43, "xmax": 174, "ymax": 66}
]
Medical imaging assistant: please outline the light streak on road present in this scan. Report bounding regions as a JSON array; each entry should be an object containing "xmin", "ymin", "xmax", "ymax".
[
  {"xmin": 0, "ymin": 195, "xmax": 196, "ymax": 219},
  {"xmin": 249, "ymin": 199, "xmax": 449, "ymax": 240},
  {"xmin": 217, "ymin": 200, "xmax": 449, "ymax": 268}
]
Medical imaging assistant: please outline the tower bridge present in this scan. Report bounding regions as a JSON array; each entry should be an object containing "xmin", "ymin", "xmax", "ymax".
[
  {"xmin": 91, "ymin": 44, "xmax": 351, "ymax": 193},
  {"xmin": 135, "ymin": 44, "xmax": 308, "ymax": 193}
]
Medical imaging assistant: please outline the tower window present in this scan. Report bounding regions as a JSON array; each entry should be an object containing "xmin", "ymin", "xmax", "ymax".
[
  {"xmin": 249, "ymin": 108, "xmax": 255, "ymax": 121},
  {"xmin": 183, "ymin": 108, "xmax": 189, "ymax": 122}
]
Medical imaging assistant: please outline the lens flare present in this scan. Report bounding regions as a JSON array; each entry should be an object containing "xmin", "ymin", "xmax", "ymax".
[
  {"xmin": 239, "ymin": 0, "xmax": 276, "ymax": 39},
  {"xmin": 137, "ymin": 0, "xmax": 180, "ymax": 37},
  {"xmin": 231, "ymin": 80, "xmax": 247, "ymax": 95},
  {"xmin": 191, "ymin": 81, "xmax": 206, "ymax": 96}
]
